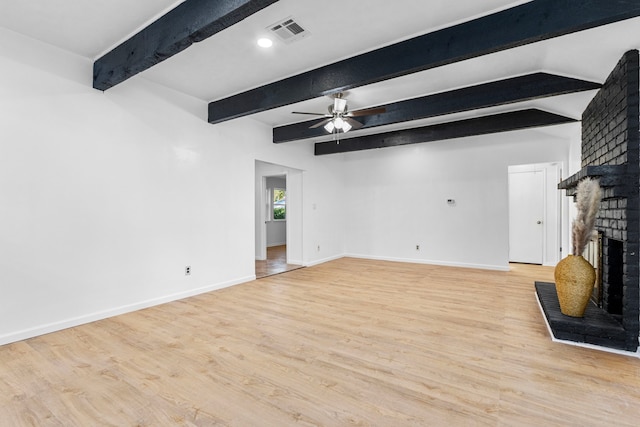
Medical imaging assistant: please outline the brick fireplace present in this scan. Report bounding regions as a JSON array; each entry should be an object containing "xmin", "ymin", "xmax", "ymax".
[{"xmin": 536, "ymin": 50, "xmax": 639, "ymax": 352}]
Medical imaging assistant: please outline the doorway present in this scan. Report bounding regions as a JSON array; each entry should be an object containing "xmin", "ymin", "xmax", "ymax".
[
  {"xmin": 508, "ymin": 162, "xmax": 562, "ymax": 266},
  {"xmin": 255, "ymin": 161, "xmax": 304, "ymax": 278}
]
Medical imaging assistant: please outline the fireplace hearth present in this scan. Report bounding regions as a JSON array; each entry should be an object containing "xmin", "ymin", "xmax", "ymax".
[{"xmin": 536, "ymin": 282, "xmax": 627, "ymax": 349}]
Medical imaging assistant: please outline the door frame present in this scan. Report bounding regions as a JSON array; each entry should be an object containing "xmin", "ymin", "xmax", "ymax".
[
  {"xmin": 508, "ymin": 162, "xmax": 563, "ymax": 266},
  {"xmin": 255, "ymin": 161, "xmax": 303, "ymax": 266}
]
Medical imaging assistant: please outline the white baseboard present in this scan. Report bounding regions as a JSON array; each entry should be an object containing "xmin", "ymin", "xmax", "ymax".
[
  {"xmin": 344, "ymin": 253, "xmax": 510, "ymax": 271},
  {"xmin": 0, "ymin": 275, "xmax": 255, "ymax": 347},
  {"xmin": 267, "ymin": 242, "xmax": 286, "ymax": 247},
  {"xmin": 304, "ymin": 254, "xmax": 343, "ymax": 267}
]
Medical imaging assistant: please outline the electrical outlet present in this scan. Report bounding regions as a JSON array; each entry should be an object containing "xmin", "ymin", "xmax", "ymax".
[
  {"xmin": 416, "ymin": 245, "xmax": 420, "ymax": 251},
  {"xmin": 185, "ymin": 266, "xmax": 191, "ymax": 276}
]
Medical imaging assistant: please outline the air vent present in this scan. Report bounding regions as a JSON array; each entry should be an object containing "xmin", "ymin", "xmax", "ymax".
[{"xmin": 267, "ymin": 16, "xmax": 309, "ymax": 44}]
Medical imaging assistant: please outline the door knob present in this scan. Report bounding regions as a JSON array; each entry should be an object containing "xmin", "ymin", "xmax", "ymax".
[{"xmin": 537, "ymin": 221, "xmax": 542, "ymax": 224}]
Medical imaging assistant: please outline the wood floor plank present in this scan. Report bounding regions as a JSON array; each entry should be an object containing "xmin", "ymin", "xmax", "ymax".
[{"xmin": 1, "ymin": 258, "xmax": 639, "ymax": 426}]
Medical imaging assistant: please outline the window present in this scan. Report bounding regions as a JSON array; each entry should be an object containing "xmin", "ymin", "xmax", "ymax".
[{"xmin": 273, "ymin": 188, "xmax": 286, "ymax": 220}]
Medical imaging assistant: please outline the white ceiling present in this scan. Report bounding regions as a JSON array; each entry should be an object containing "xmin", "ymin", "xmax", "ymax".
[{"xmin": 1, "ymin": 0, "xmax": 639, "ymax": 142}]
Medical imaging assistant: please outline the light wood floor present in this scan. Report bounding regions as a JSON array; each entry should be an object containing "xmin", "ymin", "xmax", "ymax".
[
  {"xmin": 255, "ymin": 245, "xmax": 303, "ymax": 278},
  {"xmin": 1, "ymin": 258, "xmax": 639, "ymax": 426}
]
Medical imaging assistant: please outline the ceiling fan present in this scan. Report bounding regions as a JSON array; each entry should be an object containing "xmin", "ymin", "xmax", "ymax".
[{"xmin": 292, "ymin": 93, "xmax": 386, "ymax": 134}]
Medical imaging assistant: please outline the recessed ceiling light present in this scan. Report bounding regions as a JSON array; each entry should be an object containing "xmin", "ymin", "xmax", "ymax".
[{"xmin": 257, "ymin": 38, "xmax": 273, "ymax": 48}]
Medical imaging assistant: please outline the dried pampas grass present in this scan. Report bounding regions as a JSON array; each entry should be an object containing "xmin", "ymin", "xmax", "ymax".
[{"xmin": 572, "ymin": 178, "xmax": 602, "ymax": 256}]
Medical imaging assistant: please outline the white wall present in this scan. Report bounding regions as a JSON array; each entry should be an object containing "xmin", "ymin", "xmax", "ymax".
[
  {"xmin": 0, "ymin": 28, "xmax": 344, "ymax": 345},
  {"xmin": 342, "ymin": 129, "xmax": 575, "ymax": 270},
  {"xmin": 563, "ymin": 127, "xmax": 584, "ymax": 256},
  {"xmin": 267, "ymin": 218, "xmax": 286, "ymax": 247}
]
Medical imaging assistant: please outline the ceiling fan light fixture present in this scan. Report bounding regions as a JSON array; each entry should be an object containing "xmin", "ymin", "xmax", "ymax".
[
  {"xmin": 292, "ymin": 92, "xmax": 376, "ymax": 135},
  {"xmin": 324, "ymin": 121, "xmax": 335, "ymax": 133}
]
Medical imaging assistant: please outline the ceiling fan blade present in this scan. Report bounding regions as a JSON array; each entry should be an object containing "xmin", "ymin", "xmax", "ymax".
[
  {"xmin": 292, "ymin": 111, "xmax": 328, "ymax": 116},
  {"xmin": 309, "ymin": 118, "xmax": 333, "ymax": 129},
  {"xmin": 345, "ymin": 117, "xmax": 363, "ymax": 130},
  {"xmin": 348, "ymin": 106, "xmax": 386, "ymax": 117}
]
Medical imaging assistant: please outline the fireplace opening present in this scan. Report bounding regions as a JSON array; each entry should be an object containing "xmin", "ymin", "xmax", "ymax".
[
  {"xmin": 604, "ymin": 238, "xmax": 624, "ymax": 316},
  {"xmin": 584, "ymin": 233, "xmax": 603, "ymax": 306}
]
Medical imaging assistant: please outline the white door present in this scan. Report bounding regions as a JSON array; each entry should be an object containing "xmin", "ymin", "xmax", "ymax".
[{"xmin": 509, "ymin": 170, "xmax": 544, "ymax": 264}]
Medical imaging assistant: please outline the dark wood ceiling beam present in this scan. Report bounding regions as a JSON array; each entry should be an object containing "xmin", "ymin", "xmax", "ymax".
[
  {"xmin": 273, "ymin": 73, "xmax": 600, "ymax": 143},
  {"xmin": 93, "ymin": 0, "xmax": 279, "ymax": 91},
  {"xmin": 314, "ymin": 109, "xmax": 576, "ymax": 156},
  {"xmin": 208, "ymin": 0, "xmax": 640, "ymax": 124}
]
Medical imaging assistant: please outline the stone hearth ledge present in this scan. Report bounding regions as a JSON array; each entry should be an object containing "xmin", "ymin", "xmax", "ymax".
[{"xmin": 535, "ymin": 282, "xmax": 640, "ymax": 358}]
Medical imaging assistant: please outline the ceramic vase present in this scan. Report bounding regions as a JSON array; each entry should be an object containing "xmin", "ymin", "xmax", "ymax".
[{"xmin": 554, "ymin": 254, "xmax": 596, "ymax": 317}]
